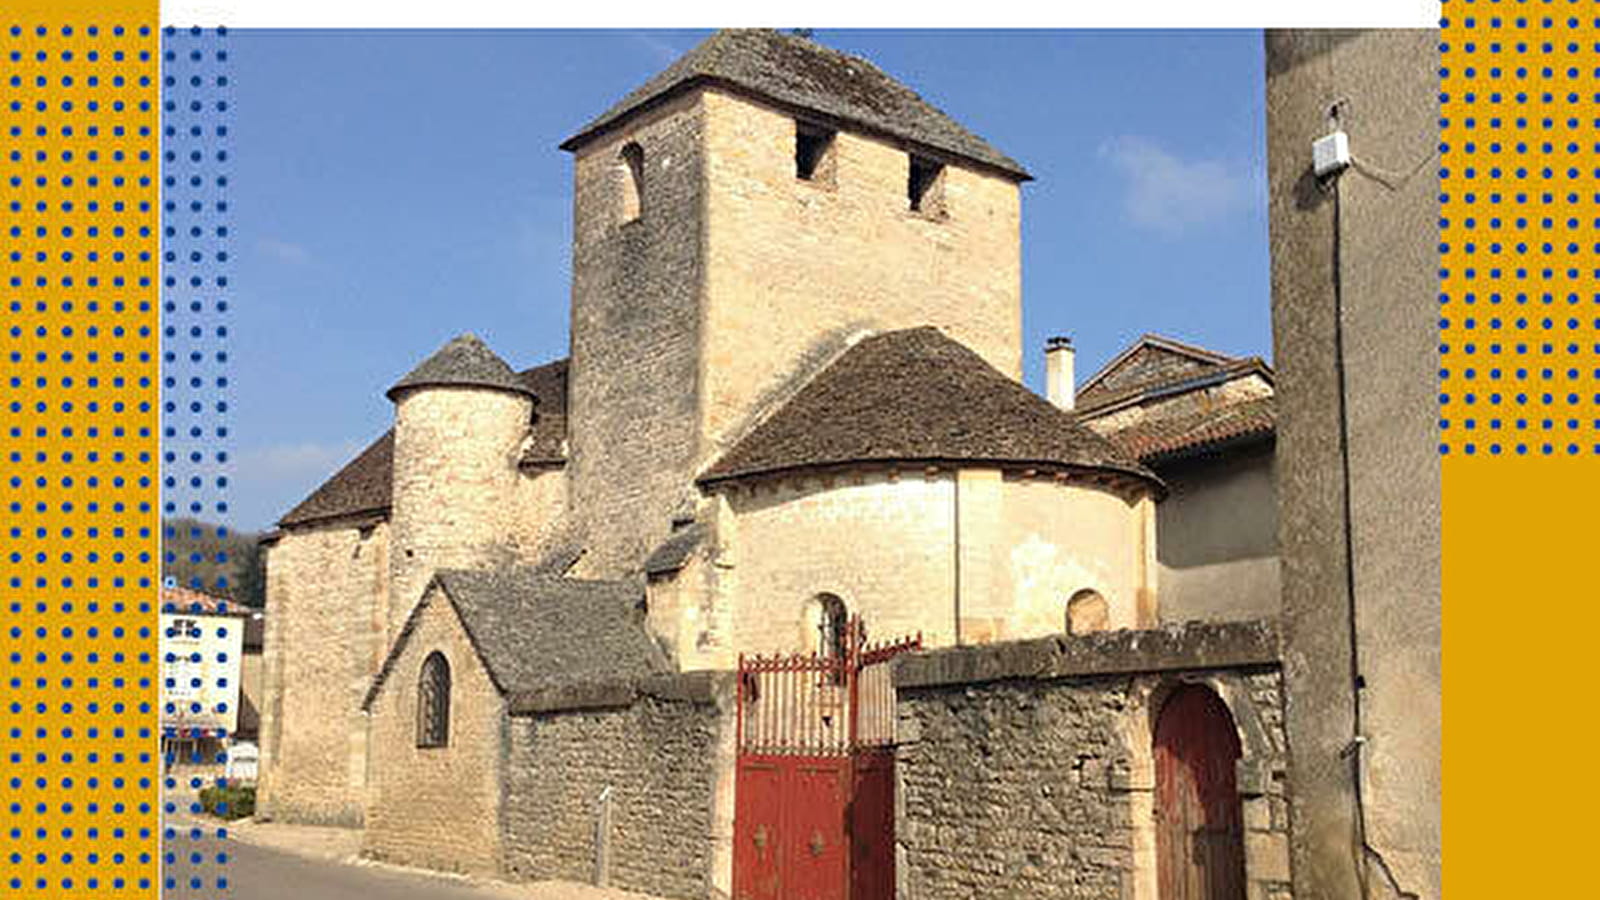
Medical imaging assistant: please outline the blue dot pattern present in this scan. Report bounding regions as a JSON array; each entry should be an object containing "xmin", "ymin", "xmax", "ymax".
[
  {"xmin": 1438, "ymin": 2, "xmax": 1600, "ymax": 458},
  {"xmin": 159, "ymin": 23, "xmax": 232, "ymax": 898},
  {"xmin": 0, "ymin": 8, "xmax": 161, "ymax": 897}
]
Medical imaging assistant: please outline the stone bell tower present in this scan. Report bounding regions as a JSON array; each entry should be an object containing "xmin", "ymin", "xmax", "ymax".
[{"xmin": 559, "ymin": 29, "xmax": 1031, "ymax": 577}]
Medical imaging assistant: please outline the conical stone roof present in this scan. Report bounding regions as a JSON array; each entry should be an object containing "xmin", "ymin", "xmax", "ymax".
[{"xmin": 386, "ymin": 333, "xmax": 536, "ymax": 402}]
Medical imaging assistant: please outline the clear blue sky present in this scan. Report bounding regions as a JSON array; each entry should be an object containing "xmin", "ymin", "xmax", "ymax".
[{"xmin": 226, "ymin": 29, "xmax": 1270, "ymax": 531}]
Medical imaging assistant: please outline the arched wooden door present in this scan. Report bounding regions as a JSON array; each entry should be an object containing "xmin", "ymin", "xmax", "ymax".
[{"xmin": 1154, "ymin": 684, "xmax": 1246, "ymax": 900}]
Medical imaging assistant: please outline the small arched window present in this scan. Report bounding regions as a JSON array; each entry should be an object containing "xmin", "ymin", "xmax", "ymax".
[
  {"xmin": 618, "ymin": 142, "xmax": 645, "ymax": 223},
  {"xmin": 815, "ymin": 594, "xmax": 849, "ymax": 660},
  {"xmin": 1066, "ymin": 589, "xmax": 1109, "ymax": 635},
  {"xmin": 417, "ymin": 651, "xmax": 451, "ymax": 748}
]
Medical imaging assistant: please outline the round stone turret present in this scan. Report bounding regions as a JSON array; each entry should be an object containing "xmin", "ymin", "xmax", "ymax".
[{"xmin": 387, "ymin": 334, "xmax": 536, "ymax": 632}]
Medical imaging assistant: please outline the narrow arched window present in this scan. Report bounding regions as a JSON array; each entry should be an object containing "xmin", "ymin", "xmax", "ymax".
[
  {"xmin": 618, "ymin": 142, "xmax": 645, "ymax": 223},
  {"xmin": 1066, "ymin": 589, "xmax": 1109, "ymax": 635},
  {"xmin": 815, "ymin": 594, "xmax": 849, "ymax": 660},
  {"xmin": 417, "ymin": 651, "xmax": 451, "ymax": 748}
]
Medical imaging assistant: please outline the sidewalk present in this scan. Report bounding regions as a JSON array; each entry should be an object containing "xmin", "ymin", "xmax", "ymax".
[{"xmin": 167, "ymin": 806, "xmax": 667, "ymax": 900}]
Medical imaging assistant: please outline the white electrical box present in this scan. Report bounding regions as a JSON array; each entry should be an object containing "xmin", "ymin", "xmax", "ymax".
[{"xmin": 1313, "ymin": 130, "xmax": 1351, "ymax": 178}]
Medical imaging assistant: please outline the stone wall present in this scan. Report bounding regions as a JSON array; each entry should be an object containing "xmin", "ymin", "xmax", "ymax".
[
  {"xmin": 362, "ymin": 582, "xmax": 506, "ymax": 874},
  {"xmin": 501, "ymin": 674, "xmax": 737, "ymax": 900},
  {"xmin": 566, "ymin": 92, "xmax": 707, "ymax": 579},
  {"xmin": 894, "ymin": 622, "xmax": 1291, "ymax": 900},
  {"xmin": 698, "ymin": 90, "xmax": 1022, "ymax": 463},
  {"xmin": 698, "ymin": 465, "xmax": 1155, "ymax": 668},
  {"xmin": 255, "ymin": 519, "xmax": 389, "ymax": 826},
  {"xmin": 390, "ymin": 385, "xmax": 535, "ymax": 627}
]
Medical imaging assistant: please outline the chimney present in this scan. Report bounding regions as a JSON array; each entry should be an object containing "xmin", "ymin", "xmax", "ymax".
[{"xmin": 1045, "ymin": 336, "xmax": 1075, "ymax": 412}]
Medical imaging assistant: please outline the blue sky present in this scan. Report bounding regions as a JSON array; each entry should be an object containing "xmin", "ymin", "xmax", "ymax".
[{"xmin": 224, "ymin": 29, "xmax": 1269, "ymax": 531}]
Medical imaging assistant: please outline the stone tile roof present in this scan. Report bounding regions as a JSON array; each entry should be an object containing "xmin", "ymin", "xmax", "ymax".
[
  {"xmin": 386, "ymin": 333, "xmax": 536, "ymax": 401},
  {"xmin": 1102, "ymin": 395, "xmax": 1276, "ymax": 464},
  {"xmin": 644, "ymin": 523, "xmax": 705, "ymax": 577},
  {"xmin": 562, "ymin": 29, "xmax": 1030, "ymax": 181},
  {"xmin": 278, "ymin": 359, "xmax": 570, "ymax": 529},
  {"xmin": 700, "ymin": 327, "xmax": 1158, "ymax": 487},
  {"xmin": 364, "ymin": 568, "xmax": 668, "ymax": 710},
  {"xmin": 1076, "ymin": 334, "xmax": 1243, "ymax": 410},
  {"xmin": 277, "ymin": 430, "xmax": 395, "ymax": 527},
  {"xmin": 518, "ymin": 359, "xmax": 568, "ymax": 467}
]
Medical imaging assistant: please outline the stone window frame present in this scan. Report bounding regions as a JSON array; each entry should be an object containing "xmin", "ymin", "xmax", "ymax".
[
  {"xmin": 416, "ymin": 650, "xmax": 451, "ymax": 749},
  {"xmin": 794, "ymin": 120, "xmax": 838, "ymax": 187},
  {"xmin": 907, "ymin": 153, "xmax": 948, "ymax": 219},
  {"xmin": 1066, "ymin": 588, "xmax": 1110, "ymax": 635},
  {"xmin": 617, "ymin": 141, "xmax": 645, "ymax": 225}
]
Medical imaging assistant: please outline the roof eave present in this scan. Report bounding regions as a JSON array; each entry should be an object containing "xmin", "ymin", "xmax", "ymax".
[
  {"xmin": 698, "ymin": 456, "xmax": 1163, "ymax": 498},
  {"xmin": 560, "ymin": 75, "xmax": 1033, "ymax": 183}
]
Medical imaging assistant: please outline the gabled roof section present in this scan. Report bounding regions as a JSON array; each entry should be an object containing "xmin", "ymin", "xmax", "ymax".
[
  {"xmin": 700, "ymin": 327, "xmax": 1157, "ymax": 488},
  {"xmin": 278, "ymin": 358, "xmax": 570, "ymax": 529},
  {"xmin": 363, "ymin": 568, "xmax": 668, "ymax": 711},
  {"xmin": 563, "ymin": 29, "xmax": 1030, "ymax": 181},
  {"xmin": 386, "ymin": 333, "xmax": 536, "ymax": 401},
  {"xmin": 277, "ymin": 430, "xmax": 394, "ymax": 528},
  {"xmin": 1102, "ymin": 396, "xmax": 1276, "ymax": 465},
  {"xmin": 1076, "ymin": 334, "xmax": 1242, "ymax": 410}
]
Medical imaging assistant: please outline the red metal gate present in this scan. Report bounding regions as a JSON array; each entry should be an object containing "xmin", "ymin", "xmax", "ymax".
[{"xmin": 733, "ymin": 618, "xmax": 920, "ymax": 900}]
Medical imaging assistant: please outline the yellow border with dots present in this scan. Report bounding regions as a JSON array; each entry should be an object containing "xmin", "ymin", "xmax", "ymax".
[
  {"xmin": 1, "ymin": 0, "xmax": 159, "ymax": 897},
  {"xmin": 1439, "ymin": 6, "xmax": 1596, "ymax": 897}
]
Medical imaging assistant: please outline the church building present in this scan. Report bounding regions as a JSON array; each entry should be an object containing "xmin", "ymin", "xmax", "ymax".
[{"xmin": 255, "ymin": 29, "xmax": 1284, "ymax": 899}]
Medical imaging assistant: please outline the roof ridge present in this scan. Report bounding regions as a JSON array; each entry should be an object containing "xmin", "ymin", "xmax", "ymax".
[{"xmin": 561, "ymin": 29, "xmax": 1029, "ymax": 179}]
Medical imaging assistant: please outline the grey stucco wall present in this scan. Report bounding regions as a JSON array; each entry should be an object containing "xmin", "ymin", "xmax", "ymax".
[
  {"xmin": 1265, "ymin": 29, "xmax": 1441, "ymax": 900},
  {"xmin": 1155, "ymin": 441, "xmax": 1280, "ymax": 624},
  {"xmin": 893, "ymin": 623, "xmax": 1292, "ymax": 900},
  {"xmin": 501, "ymin": 676, "xmax": 734, "ymax": 900}
]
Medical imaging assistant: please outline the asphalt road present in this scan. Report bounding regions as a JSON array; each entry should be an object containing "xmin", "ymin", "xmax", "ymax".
[{"xmin": 164, "ymin": 836, "xmax": 506, "ymax": 900}]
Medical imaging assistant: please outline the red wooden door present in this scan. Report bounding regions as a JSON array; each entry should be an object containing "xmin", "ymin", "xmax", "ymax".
[
  {"xmin": 734, "ymin": 758, "xmax": 786, "ymax": 900},
  {"xmin": 787, "ymin": 758, "xmax": 850, "ymax": 900},
  {"xmin": 1154, "ymin": 685, "xmax": 1247, "ymax": 900},
  {"xmin": 848, "ymin": 749, "xmax": 896, "ymax": 900}
]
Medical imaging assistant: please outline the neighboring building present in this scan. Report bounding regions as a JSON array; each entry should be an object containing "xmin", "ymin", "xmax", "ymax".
[
  {"xmin": 249, "ymin": 28, "xmax": 1418, "ymax": 900},
  {"xmin": 160, "ymin": 585, "xmax": 261, "ymax": 774},
  {"xmin": 1264, "ymin": 28, "xmax": 1440, "ymax": 900},
  {"xmin": 1071, "ymin": 334, "xmax": 1280, "ymax": 623}
]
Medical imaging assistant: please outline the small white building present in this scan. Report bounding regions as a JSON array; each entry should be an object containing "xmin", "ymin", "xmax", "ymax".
[{"xmin": 160, "ymin": 584, "xmax": 249, "ymax": 776}]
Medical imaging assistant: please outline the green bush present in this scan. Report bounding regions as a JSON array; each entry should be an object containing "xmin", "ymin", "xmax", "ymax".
[{"xmin": 198, "ymin": 782, "xmax": 255, "ymax": 820}]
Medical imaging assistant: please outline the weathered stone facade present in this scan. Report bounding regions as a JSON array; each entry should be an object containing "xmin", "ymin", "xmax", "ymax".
[
  {"xmin": 390, "ymin": 385, "xmax": 539, "ymax": 623},
  {"xmin": 502, "ymin": 675, "xmax": 736, "ymax": 899},
  {"xmin": 697, "ymin": 90, "xmax": 1022, "ymax": 460},
  {"xmin": 256, "ymin": 520, "xmax": 389, "ymax": 826},
  {"xmin": 362, "ymin": 582, "xmax": 507, "ymax": 875},
  {"xmin": 894, "ymin": 623, "xmax": 1291, "ymax": 900},
  {"xmin": 567, "ymin": 91, "xmax": 708, "ymax": 580}
]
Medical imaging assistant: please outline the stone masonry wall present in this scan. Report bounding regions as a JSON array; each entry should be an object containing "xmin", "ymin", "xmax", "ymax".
[
  {"xmin": 502, "ymin": 676, "xmax": 735, "ymax": 900},
  {"xmin": 390, "ymin": 386, "xmax": 535, "ymax": 629},
  {"xmin": 363, "ymin": 584, "xmax": 506, "ymax": 875},
  {"xmin": 698, "ymin": 90, "xmax": 1023, "ymax": 464},
  {"xmin": 567, "ymin": 92, "xmax": 707, "ymax": 579},
  {"xmin": 894, "ymin": 622, "xmax": 1292, "ymax": 900},
  {"xmin": 255, "ymin": 520, "xmax": 389, "ymax": 826}
]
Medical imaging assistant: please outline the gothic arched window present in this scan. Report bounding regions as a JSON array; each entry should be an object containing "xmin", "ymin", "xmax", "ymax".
[{"xmin": 417, "ymin": 651, "xmax": 451, "ymax": 748}]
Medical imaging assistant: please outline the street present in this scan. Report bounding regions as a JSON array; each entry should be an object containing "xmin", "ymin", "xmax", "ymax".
[{"xmin": 164, "ymin": 836, "xmax": 507, "ymax": 900}]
